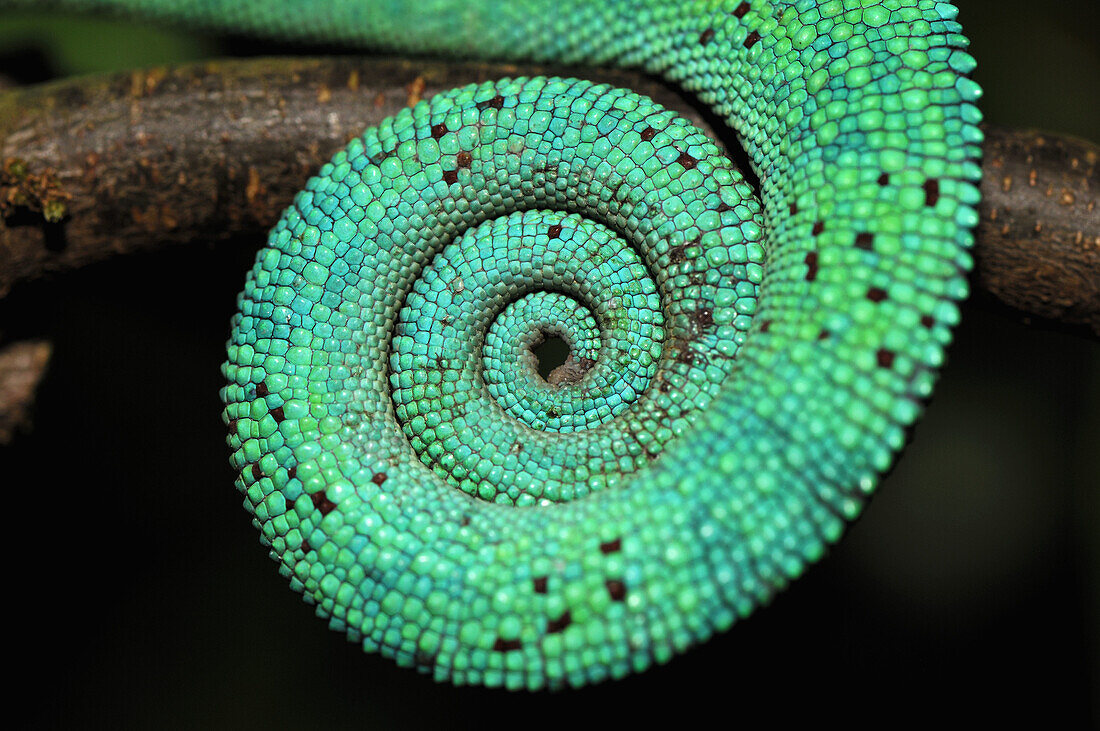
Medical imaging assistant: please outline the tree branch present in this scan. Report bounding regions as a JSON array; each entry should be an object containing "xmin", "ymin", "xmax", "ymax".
[
  {"xmin": 977, "ymin": 128, "xmax": 1099, "ymax": 334},
  {"xmin": 2, "ymin": 56, "xmax": 1097, "ymax": 332},
  {"xmin": 0, "ymin": 57, "xmax": 718, "ymax": 296},
  {"xmin": 0, "ymin": 57, "xmax": 1097, "ymax": 440}
]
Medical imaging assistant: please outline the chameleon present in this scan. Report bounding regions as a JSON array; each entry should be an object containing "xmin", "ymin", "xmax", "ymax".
[{"xmin": 7, "ymin": 0, "xmax": 983, "ymax": 689}]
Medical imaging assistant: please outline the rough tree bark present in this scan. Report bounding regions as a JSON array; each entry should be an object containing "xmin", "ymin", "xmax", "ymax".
[{"xmin": 977, "ymin": 128, "xmax": 1099, "ymax": 333}]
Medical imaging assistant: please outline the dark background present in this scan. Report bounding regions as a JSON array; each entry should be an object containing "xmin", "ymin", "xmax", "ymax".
[{"xmin": 1, "ymin": 1, "xmax": 1097, "ymax": 727}]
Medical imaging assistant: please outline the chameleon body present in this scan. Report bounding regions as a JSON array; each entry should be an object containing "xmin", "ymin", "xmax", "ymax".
[{"xmin": 13, "ymin": 0, "xmax": 983, "ymax": 689}]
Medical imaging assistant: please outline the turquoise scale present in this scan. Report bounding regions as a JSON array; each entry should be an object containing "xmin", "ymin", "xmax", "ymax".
[{"xmin": 8, "ymin": 0, "xmax": 983, "ymax": 689}]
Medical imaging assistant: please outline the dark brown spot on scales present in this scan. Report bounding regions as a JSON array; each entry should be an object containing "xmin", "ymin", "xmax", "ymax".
[
  {"xmin": 804, "ymin": 251, "xmax": 819, "ymax": 281},
  {"xmin": 923, "ymin": 178, "xmax": 940, "ymax": 206},
  {"xmin": 547, "ymin": 611, "xmax": 572, "ymax": 634},
  {"xmin": 477, "ymin": 94, "xmax": 505, "ymax": 110},
  {"xmin": 310, "ymin": 491, "xmax": 336, "ymax": 516},
  {"xmin": 599, "ymin": 538, "xmax": 622, "ymax": 554}
]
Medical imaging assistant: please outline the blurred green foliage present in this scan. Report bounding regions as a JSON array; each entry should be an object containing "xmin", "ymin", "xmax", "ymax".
[{"xmin": 0, "ymin": 13, "xmax": 216, "ymax": 76}]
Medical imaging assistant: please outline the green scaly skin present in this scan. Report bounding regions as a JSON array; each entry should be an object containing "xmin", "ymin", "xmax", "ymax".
[{"xmin": 9, "ymin": 0, "xmax": 983, "ymax": 689}]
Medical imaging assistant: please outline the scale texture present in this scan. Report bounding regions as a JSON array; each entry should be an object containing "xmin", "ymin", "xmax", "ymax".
[{"xmin": 15, "ymin": 0, "xmax": 983, "ymax": 689}]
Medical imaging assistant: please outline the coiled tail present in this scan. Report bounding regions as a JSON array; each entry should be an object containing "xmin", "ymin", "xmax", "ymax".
[{"xmin": 204, "ymin": 0, "xmax": 984, "ymax": 689}]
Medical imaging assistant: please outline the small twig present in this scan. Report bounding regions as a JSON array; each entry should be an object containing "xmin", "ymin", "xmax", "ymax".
[{"xmin": 0, "ymin": 338, "xmax": 51, "ymax": 442}]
